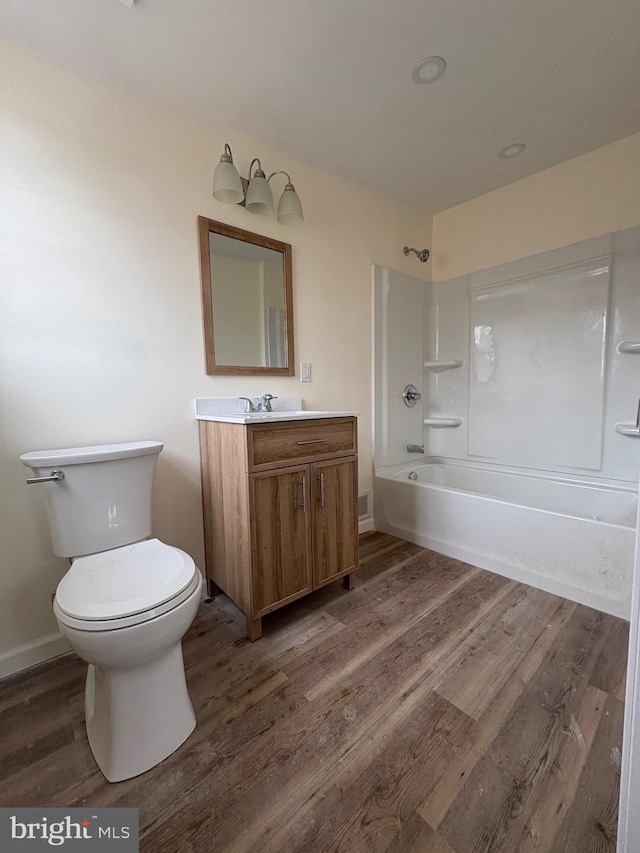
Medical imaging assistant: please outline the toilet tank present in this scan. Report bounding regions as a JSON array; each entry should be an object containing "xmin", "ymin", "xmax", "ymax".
[{"xmin": 20, "ymin": 441, "xmax": 163, "ymax": 558}]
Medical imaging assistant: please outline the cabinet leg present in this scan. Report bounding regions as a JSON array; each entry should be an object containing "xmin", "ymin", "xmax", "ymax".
[
  {"xmin": 246, "ymin": 615, "xmax": 263, "ymax": 641},
  {"xmin": 343, "ymin": 572, "xmax": 356, "ymax": 590},
  {"xmin": 206, "ymin": 577, "xmax": 222, "ymax": 598}
]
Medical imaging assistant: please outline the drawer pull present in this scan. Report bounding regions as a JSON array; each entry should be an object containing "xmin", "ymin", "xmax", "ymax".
[{"xmin": 297, "ymin": 439, "xmax": 328, "ymax": 446}]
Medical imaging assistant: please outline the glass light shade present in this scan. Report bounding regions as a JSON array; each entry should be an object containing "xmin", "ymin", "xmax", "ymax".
[
  {"xmin": 213, "ymin": 160, "xmax": 244, "ymax": 204},
  {"xmin": 245, "ymin": 175, "xmax": 274, "ymax": 215},
  {"xmin": 277, "ymin": 186, "xmax": 304, "ymax": 225}
]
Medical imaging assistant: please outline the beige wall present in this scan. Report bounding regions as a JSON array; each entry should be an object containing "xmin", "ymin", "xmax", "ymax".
[
  {"xmin": 432, "ymin": 132, "xmax": 640, "ymax": 280},
  {"xmin": 0, "ymin": 39, "xmax": 431, "ymax": 669}
]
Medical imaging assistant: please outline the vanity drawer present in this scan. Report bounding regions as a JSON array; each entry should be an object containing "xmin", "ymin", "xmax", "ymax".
[{"xmin": 247, "ymin": 418, "xmax": 357, "ymax": 471}]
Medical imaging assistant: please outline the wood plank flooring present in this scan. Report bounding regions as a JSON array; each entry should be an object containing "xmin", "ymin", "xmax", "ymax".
[{"xmin": 0, "ymin": 532, "xmax": 628, "ymax": 852}]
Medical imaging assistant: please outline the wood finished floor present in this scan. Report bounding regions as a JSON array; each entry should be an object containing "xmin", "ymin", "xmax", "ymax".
[{"xmin": 0, "ymin": 532, "xmax": 628, "ymax": 852}]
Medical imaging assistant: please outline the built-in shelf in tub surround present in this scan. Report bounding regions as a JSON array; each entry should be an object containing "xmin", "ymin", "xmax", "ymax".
[
  {"xmin": 424, "ymin": 360, "xmax": 464, "ymax": 372},
  {"xmin": 615, "ymin": 423, "xmax": 640, "ymax": 436},
  {"xmin": 617, "ymin": 341, "xmax": 640, "ymax": 354},
  {"xmin": 424, "ymin": 417, "xmax": 463, "ymax": 428}
]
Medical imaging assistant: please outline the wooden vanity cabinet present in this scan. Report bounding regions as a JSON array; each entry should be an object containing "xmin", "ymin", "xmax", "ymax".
[{"xmin": 198, "ymin": 417, "xmax": 358, "ymax": 639}]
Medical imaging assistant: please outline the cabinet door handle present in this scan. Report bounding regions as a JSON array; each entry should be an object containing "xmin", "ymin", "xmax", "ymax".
[
  {"xmin": 297, "ymin": 438, "xmax": 328, "ymax": 446},
  {"xmin": 300, "ymin": 475, "xmax": 307, "ymax": 513},
  {"xmin": 317, "ymin": 472, "xmax": 325, "ymax": 508}
]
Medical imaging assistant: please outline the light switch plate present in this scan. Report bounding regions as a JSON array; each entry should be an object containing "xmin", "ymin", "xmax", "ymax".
[{"xmin": 301, "ymin": 362, "xmax": 311, "ymax": 382}]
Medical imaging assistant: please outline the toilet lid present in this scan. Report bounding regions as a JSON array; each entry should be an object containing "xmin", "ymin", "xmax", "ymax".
[{"xmin": 55, "ymin": 539, "xmax": 197, "ymax": 621}]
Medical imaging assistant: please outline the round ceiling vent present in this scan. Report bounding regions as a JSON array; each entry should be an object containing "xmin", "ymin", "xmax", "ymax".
[
  {"xmin": 412, "ymin": 56, "xmax": 447, "ymax": 84},
  {"xmin": 498, "ymin": 143, "xmax": 526, "ymax": 159}
]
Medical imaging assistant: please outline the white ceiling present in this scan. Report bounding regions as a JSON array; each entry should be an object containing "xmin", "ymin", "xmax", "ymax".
[{"xmin": 2, "ymin": 0, "xmax": 639, "ymax": 213}]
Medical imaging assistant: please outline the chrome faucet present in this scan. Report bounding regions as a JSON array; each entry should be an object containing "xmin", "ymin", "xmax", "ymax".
[
  {"xmin": 407, "ymin": 443, "xmax": 425, "ymax": 454},
  {"xmin": 239, "ymin": 394, "xmax": 278, "ymax": 413},
  {"xmin": 258, "ymin": 394, "xmax": 278, "ymax": 412},
  {"xmin": 239, "ymin": 396, "xmax": 259, "ymax": 413}
]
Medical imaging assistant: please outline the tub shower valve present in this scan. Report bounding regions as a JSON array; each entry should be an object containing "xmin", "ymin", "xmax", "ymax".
[{"xmin": 402, "ymin": 384, "xmax": 422, "ymax": 408}]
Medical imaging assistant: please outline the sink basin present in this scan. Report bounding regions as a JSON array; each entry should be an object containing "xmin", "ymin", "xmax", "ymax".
[{"xmin": 242, "ymin": 410, "xmax": 321, "ymax": 419}]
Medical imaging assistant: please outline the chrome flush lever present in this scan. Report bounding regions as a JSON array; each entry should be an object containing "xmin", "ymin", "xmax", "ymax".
[{"xmin": 26, "ymin": 470, "xmax": 65, "ymax": 484}]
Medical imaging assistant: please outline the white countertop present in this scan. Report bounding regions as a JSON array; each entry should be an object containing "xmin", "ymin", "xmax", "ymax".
[
  {"xmin": 196, "ymin": 410, "xmax": 358, "ymax": 424},
  {"xmin": 194, "ymin": 397, "xmax": 357, "ymax": 424}
]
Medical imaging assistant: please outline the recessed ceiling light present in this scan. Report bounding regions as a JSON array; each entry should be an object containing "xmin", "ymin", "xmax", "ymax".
[
  {"xmin": 412, "ymin": 56, "xmax": 447, "ymax": 85},
  {"xmin": 499, "ymin": 143, "xmax": 526, "ymax": 159}
]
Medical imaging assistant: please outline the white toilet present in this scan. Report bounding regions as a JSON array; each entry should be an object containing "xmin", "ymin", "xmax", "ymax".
[{"xmin": 20, "ymin": 440, "xmax": 202, "ymax": 783}]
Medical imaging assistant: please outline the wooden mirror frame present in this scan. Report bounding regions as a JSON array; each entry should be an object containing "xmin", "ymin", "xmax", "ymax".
[{"xmin": 198, "ymin": 216, "xmax": 295, "ymax": 376}]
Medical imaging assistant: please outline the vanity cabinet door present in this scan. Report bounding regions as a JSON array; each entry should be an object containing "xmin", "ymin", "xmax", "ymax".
[
  {"xmin": 249, "ymin": 464, "xmax": 313, "ymax": 614},
  {"xmin": 311, "ymin": 456, "xmax": 358, "ymax": 588}
]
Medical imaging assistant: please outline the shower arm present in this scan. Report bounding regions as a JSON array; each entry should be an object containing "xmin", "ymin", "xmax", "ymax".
[{"xmin": 404, "ymin": 246, "xmax": 430, "ymax": 263}]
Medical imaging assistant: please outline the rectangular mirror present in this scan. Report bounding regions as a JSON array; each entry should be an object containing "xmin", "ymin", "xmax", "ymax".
[{"xmin": 198, "ymin": 216, "xmax": 294, "ymax": 375}]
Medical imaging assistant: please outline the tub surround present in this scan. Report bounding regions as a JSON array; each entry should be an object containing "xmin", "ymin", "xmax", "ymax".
[
  {"xmin": 373, "ymin": 225, "xmax": 640, "ymax": 619},
  {"xmin": 372, "ymin": 266, "xmax": 425, "ymax": 469},
  {"xmin": 424, "ymin": 225, "xmax": 640, "ymax": 483}
]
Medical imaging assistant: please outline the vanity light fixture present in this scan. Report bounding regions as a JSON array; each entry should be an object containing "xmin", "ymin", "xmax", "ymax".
[
  {"xmin": 213, "ymin": 144, "xmax": 304, "ymax": 224},
  {"xmin": 269, "ymin": 171, "xmax": 305, "ymax": 225}
]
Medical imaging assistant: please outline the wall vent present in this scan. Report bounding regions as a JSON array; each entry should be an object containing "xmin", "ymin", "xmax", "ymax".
[{"xmin": 358, "ymin": 493, "xmax": 370, "ymax": 518}]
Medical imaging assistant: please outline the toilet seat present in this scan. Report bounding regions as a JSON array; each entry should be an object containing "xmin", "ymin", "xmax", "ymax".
[
  {"xmin": 55, "ymin": 539, "xmax": 199, "ymax": 631},
  {"xmin": 54, "ymin": 571, "xmax": 201, "ymax": 631}
]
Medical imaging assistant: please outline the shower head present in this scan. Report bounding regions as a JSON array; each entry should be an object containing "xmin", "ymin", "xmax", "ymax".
[{"xmin": 404, "ymin": 246, "xmax": 430, "ymax": 263}]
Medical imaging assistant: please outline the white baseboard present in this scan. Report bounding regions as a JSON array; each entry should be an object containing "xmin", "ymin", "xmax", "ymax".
[
  {"xmin": 0, "ymin": 632, "xmax": 71, "ymax": 680},
  {"xmin": 359, "ymin": 516, "xmax": 375, "ymax": 534}
]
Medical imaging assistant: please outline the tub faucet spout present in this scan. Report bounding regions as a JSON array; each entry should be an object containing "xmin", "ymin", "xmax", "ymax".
[{"xmin": 407, "ymin": 444, "xmax": 425, "ymax": 454}]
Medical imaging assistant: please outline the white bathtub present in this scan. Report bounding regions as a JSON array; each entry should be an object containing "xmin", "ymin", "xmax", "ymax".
[{"xmin": 374, "ymin": 458, "xmax": 637, "ymax": 619}]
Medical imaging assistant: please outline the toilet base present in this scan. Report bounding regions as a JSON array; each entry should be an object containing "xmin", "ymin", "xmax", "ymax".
[{"xmin": 85, "ymin": 643, "xmax": 196, "ymax": 783}]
